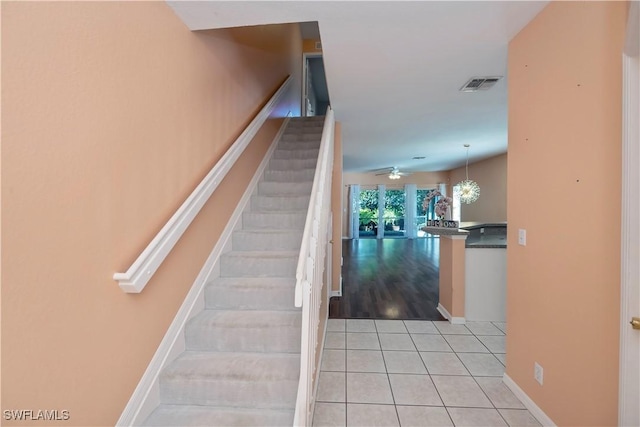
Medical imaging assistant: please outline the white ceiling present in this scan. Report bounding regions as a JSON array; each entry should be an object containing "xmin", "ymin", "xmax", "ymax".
[{"xmin": 168, "ymin": 1, "xmax": 548, "ymax": 173}]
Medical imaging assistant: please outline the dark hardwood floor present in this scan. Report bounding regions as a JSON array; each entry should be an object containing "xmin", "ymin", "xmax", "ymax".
[{"xmin": 329, "ymin": 237, "xmax": 445, "ymax": 321}]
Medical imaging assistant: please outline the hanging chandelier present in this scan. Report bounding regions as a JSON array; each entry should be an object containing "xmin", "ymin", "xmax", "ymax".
[{"xmin": 456, "ymin": 144, "xmax": 480, "ymax": 204}]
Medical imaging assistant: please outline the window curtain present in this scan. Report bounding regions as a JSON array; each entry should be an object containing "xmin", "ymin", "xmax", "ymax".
[
  {"xmin": 377, "ymin": 184, "xmax": 385, "ymax": 239},
  {"xmin": 349, "ymin": 184, "xmax": 360, "ymax": 240},
  {"xmin": 405, "ymin": 184, "xmax": 417, "ymax": 239}
]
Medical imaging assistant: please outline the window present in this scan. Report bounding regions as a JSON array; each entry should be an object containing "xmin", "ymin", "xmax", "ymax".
[
  {"xmin": 384, "ymin": 189, "xmax": 406, "ymax": 237},
  {"xmin": 358, "ymin": 188, "xmax": 378, "ymax": 238},
  {"xmin": 452, "ymin": 184, "xmax": 462, "ymax": 222}
]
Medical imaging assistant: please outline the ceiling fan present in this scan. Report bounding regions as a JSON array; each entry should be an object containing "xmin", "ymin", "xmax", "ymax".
[{"xmin": 374, "ymin": 167, "xmax": 411, "ymax": 180}]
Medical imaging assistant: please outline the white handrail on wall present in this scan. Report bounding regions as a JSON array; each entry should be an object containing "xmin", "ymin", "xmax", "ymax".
[
  {"xmin": 113, "ymin": 76, "xmax": 292, "ymax": 293},
  {"xmin": 293, "ymin": 107, "xmax": 335, "ymax": 426}
]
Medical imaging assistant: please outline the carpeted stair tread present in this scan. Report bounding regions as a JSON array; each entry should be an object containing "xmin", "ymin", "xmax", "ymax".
[
  {"xmin": 232, "ymin": 229, "xmax": 303, "ymax": 251},
  {"xmin": 144, "ymin": 405, "xmax": 294, "ymax": 426},
  {"xmin": 242, "ymin": 211, "xmax": 307, "ymax": 230},
  {"xmin": 250, "ymin": 194, "xmax": 310, "ymax": 211},
  {"xmin": 159, "ymin": 351, "xmax": 300, "ymax": 408},
  {"xmin": 161, "ymin": 351, "xmax": 300, "ymax": 383},
  {"xmin": 185, "ymin": 310, "xmax": 301, "ymax": 352},
  {"xmin": 205, "ymin": 277, "xmax": 296, "ymax": 311}
]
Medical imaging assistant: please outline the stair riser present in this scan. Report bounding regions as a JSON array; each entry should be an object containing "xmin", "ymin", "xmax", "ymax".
[
  {"xmin": 159, "ymin": 379, "xmax": 298, "ymax": 409},
  {"xmin": 263, "ymin": 169, "xmax": 315, "ymax": 183},
  {"xmin": 272, "ymin": 149, "xmax": 319, "ymax": 160},
  {"xmin": 243, "ymin": 212, "xmax": 306, "ymax": 229},
  {"xmin": 220, "ymin": 255, "xmax": 297, "ymax": 277},
  {"xmin": 287, "ymin": 121, "xmax": 324, "ymax": 129},
  {"xmin": 258, "ymin": 181, "xmax": 313, "ymax": 195},
  {"xmin": 280, "ymin": 134, "xmax": 322, "ymax": 143},
  {"xmin": 250, "ymin": 195, "xmax": 309, "ymax": 211},
  {"xmin": 233, "ymin": 231, "xmax": 302, "ymax": 251},
  {"xmin": 144, "ymin": 406, "xmax": 294, "ymax": 427},
  {"xmin": 185, "ymin": 324, "xmax": 301, "ymax": 352},
  {"xmin": 269, "ymin": 158, "xmax": 318, "ymax": 171},
  {"xmin": 205, "ymin": 285, "xmax": 295, "ymax": 310},
  {"xmin": 277, "ymin": 142, "xmax": 321, "ymax": 152}
]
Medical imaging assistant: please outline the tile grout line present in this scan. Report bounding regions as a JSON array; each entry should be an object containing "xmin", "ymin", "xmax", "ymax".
[
  {"xmin": 466, "ymin": 325, "xmax": 515, "ymax": 426},
  {"xmin": 343, "ymin": 321, "xmax": 347, "ymax": 426},
  {"xmin": 406, "ymin": 320, "xmax": 457, "ymax": 427},
  {"xmin": 321, "ymin": 319, "xmax": 525, "ymax": 426},
  {"xmin": 374, "ymin": 320, "xmax": 402, "ymax": 427}
]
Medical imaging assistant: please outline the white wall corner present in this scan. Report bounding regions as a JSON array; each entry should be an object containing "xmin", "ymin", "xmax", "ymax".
[{"xmin": 502, "ymin": 374, "xmax": 557, "ymax": 427}]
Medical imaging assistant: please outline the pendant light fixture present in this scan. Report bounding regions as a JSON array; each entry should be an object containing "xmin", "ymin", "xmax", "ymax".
[{"xmin": 456, "ymin": 144, "xmax": 480, "ymax": 204}]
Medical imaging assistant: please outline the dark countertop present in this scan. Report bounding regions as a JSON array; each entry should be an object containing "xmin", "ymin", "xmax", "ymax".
[
  {"xmin": 459, "ymin": 222, "xmax": 507, "ymax": 230},
  {"xmin": 421, "ymin": 226, "xmax": 469, "ymax": 236},
  {"xmin": 465, "ymin": 235, "xmax": 507, "ymax": 248},
  {"xmin": 422, "ymin": 221, "xmax": 507, "ymax": 247},
  {"xmin": 461, "ymin": 222, "xmax": 507, "ymax": 248}
]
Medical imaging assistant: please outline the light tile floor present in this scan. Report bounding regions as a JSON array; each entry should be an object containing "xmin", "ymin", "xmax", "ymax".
[{"xmin": 313, "ymin": 319, "xmax": 541, "ymax": 427}]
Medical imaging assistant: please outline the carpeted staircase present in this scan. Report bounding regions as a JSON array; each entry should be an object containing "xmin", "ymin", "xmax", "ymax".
[{"xmin": 143, "ymin": 116, "xmax": 325, "ymax": 426}]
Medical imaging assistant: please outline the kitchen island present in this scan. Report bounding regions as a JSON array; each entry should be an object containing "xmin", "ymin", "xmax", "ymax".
[
  {"xmin": 460, "ymin": 222, "xmax": 506, "ymax": 322},
  {"xmin": 423, "ymin": 222, "xmax": 507, "ymax": 323}
]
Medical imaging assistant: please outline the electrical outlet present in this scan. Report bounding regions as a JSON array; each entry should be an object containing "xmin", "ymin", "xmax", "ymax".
[
  {"xmin": 534, "ymin": 362, "xmax": 543, "ymax": 385},
  {"xmin": 518, "ymin": 229, "xmax": 527, "ymax": 246}
]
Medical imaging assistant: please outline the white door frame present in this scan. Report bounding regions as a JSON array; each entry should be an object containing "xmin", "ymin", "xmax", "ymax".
[
  {"xmin": 302, "ymin": 52, "xmax": 323, "ymax": 117},
  {"xmin": 619, "ymin": 2, "xmax": 639, "ymax": 426}
]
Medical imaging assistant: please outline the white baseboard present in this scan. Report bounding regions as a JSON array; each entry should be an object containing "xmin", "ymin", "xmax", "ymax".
[
  {"xmin": 437, "ymin": 303, "xmax": 466, "ymax": 324},
  {"xmin": 116, "ymin": 119, "xmax": 289, "ymax": 427},
  {"xmin": 502, "ymin": 373, "xmax": 556, "ymax": 427}
]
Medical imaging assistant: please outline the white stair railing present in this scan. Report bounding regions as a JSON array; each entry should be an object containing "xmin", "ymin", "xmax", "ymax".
[{"xmin": 293, "ymin": 108, "xmax": 335, "ymax": 426}]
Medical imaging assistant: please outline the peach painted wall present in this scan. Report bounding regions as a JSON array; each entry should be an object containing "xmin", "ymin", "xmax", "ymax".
[
  {"xmin": 438, "ymin": 236, "xmax": 467, "ymax": 318},
  {"xmin": 1, "ymin": 2, "xmax": 301, "ymax": 426},
  {"xmin": 507, "ymin": 2, "xmax": 626, "ymax": 426},
  {"xmin": 449, "ymin": 154, "xmax": 507, "ymax": 222}
]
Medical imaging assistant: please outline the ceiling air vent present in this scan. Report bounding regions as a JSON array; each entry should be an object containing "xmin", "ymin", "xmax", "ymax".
[
  {"xmin": 460, "ymin": 76, "xmax": 503, "ymax": 92},
  {"xmin": 315, "ymin": 41, "xmax": 322, "ymax": 50}
]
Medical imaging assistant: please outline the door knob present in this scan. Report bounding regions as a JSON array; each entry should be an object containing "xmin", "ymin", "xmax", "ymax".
[{"xmin": 631, "ymin": 317, "xmax": 640, "ymax": 330}]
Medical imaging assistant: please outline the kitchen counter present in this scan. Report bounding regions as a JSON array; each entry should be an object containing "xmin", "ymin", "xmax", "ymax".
[
  {"xmin": 422, "ymin": 221, "xmax": 507, "ymax": 323},
  {"xmin": 460, "ymin": 222, "xmax": 507, "ymax": 248}
]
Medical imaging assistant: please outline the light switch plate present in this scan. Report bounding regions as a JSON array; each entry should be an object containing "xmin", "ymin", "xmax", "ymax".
[{"xmin": 518, "ymin": 229, "xmax": 527, "ymax": 246}]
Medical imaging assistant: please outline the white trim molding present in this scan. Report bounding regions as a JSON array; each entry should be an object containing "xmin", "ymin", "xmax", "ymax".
[
  {"xmin": 502, "ymin": 374, "xmax": 556, "ymax": 427},
  {"xmin": 115, "ymin": 119, "xmax": 290, "ymax": 427},
  {"xmin": 619, "ymin": 2, "xmax": 640, "ymax": 425},
  {"xmin": 114, "ymin": 76, "xmax": 292, "ymax": 293},
  {"xmin": 437, "ymin": 303, "xmax": 465, "ymax": 325}
]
